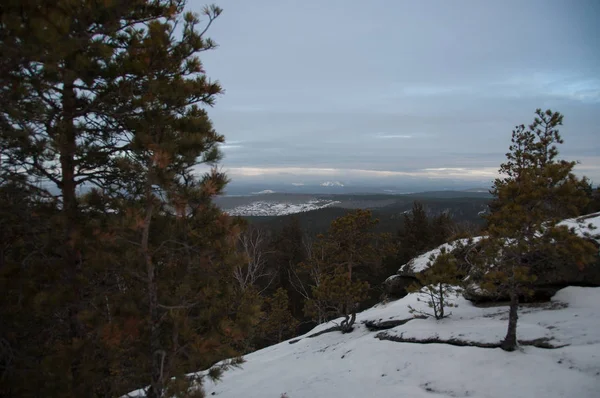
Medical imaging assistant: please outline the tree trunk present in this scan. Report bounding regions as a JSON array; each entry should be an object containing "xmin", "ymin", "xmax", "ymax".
[
  {"xmin": 142, "ymin": 195, "xmax": 163, "ymax": 398},
  {"xmin": 501, "ymin": 290, "xmax": 519, "ymax": 351},
  {"xmin": 340, "ymin": 311, "xmax": 356, "ymax": 333},
  {"xmin": 438, "ymin": 282, "xmax": 444, "ymax": 320},
  {"xmin": 60, "ymin": 69, "xmax": 83, "ymax": 396}
]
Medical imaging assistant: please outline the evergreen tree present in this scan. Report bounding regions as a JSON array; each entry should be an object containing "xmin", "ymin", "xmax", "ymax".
[
  {"xmin": 399, "ymin": 202, "xmax": 431, "ymax": 262},
  {"xmin": 259, "ymin": 288, "xmax": 299, "ymax": 344},
  {"xmin": 305, "ymin": 267, "xmax": 369, "ymax": 333},
  {"xmin": 1, "ymin": 2, "xmax": 185, "ymax": 393},
  {"xmin": 396, "ymin": 201, "xmax": 459, "ymax": 267},
  {"xmin": 481, "ymin": 109, "xmax": 597, "ymax": 351},
  {"xmin": 407, "ymin": 248, "xmax": 463, "ymax": 320},
  {"xmin": 1, "ymin": 1, "xmax": 259, "ymax": 396},
  {"xmin": 271, "ymin": 216, "xmax": 309, "ymax": 318},
  {"xmin": 303, "ymin": 210, "xmax": 395, "ymax": 332},
  {"xmin": 581, "ymin": 182, "xmax": 600, "ymax": 214}
]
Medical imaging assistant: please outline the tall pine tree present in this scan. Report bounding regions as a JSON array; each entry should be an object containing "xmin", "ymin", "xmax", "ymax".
[
  {"xmin": 1, "ymin": 1, "xmax": 258, "ymax": 396},
  {"xmin": 481, "ymin": 109, "xmax": 596, "ymax": 351}
]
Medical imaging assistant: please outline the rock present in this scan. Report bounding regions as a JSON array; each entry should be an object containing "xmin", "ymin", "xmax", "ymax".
[
  {"xmin": 464, "ymin": 245, "xmax": 600, "ymax": 304},
  {"xmin": 383, "ymin": 274, "xmax": 418, "ymax": 299},
  {"xmin": 384, "ymin": 213, "xmax": 600, "ymax": 304}
]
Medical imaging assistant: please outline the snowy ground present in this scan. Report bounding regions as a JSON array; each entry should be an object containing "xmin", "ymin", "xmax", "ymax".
[
  {"xmin": 559, "ymin": 212, "xmax": 600, "ymax": 240},
  {"xmin": 193, "ymin": 287, "xmax": 600, "ymax": 398}
]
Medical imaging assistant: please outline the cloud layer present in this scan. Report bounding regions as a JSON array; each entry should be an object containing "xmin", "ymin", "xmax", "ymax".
[{"xmin": 191, "ymin": 0, "xmax": 600, "ymax": 185}]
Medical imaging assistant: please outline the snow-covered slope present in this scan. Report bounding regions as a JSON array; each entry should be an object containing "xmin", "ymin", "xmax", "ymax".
[
  {"xmin": 191, "ymin": 287, "xmax": 599, "ymax": 398},
  {"xmin": 558, "ymin": 212, "xmax": 600, "ymax": 239},
  {"xmin": 225, "ymin": 199, "xmax": 341, "ymax": 216},
  {"xmin": 397, "ymin": 212, "xmax": 600, "ymax": 275},
  {"xmin": 398, "ymin": 237, "xmax": 484, "ymax": 274}
]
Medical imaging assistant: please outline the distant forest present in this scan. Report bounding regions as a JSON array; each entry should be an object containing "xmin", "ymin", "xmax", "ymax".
[{"xmin": 244, "ymin": 195, "xmax": 491, "ymax": 236}]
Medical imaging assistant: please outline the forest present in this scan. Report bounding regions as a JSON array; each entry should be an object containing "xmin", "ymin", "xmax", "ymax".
[{"xmin": 1, "ymin": 1, "xmax": 599, "ymax": 397}]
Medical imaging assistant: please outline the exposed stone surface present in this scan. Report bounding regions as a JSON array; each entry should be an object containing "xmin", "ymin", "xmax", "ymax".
[{"xmin": 384, "ymin": 213, "xmax": 600, "ymax": 303}]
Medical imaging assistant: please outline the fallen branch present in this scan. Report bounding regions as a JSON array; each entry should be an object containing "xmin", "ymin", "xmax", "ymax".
[
  {"xmin": 375, "ymin": 333, "xmax": 568, "ymax": 349},
  {"xmin": 288, "ymin": 326, "xmax": 342, "ymax": 344},
  {"xmin": 363, "ymin": 316, "xmax": 425, "ymax": 331}
]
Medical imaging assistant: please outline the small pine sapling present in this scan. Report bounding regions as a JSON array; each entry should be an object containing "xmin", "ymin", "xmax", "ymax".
[{"xmin": 407, "ymin": 248, "xmax": 464, "ymax": 320}]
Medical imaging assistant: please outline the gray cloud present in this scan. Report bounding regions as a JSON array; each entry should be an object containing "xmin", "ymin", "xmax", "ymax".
[{"xmin": 189, "ymin": 0, "xmax": 600, "ymax": 185}]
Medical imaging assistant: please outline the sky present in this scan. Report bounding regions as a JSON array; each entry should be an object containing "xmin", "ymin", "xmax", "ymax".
[{"xmin": 188, "ymin": 0, "xmax": 600, "ymax": 189}]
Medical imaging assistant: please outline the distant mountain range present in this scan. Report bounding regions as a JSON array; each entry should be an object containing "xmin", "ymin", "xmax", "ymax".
[
  {"xmin": 320, "ymin": 181, "xmax": 344, "ymax": 187},
  {"xmin": 223, "ymin": 180, "xmax": 493, "ymax": 196},
  {"xmin": 251, "ymin": 190, "xmax": 276, "ymax": 195}
]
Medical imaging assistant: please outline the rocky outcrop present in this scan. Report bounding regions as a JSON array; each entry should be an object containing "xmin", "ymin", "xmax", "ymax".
[
  {"xmin": 384, "ymin": 213, "xmax": 600, "ymax": 303},
  {"xmin": 383, "ymin": 274, "xmax": 418, "ymax": 299},
  {"xmin": 383, "ymin": 237, "xmax": 480, "ymax": 299}
]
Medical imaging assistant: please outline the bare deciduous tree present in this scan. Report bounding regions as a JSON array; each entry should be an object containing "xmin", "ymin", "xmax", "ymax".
[{"xmin": 234, "ymin": 226, "xmax": 275, "ymax": 293}]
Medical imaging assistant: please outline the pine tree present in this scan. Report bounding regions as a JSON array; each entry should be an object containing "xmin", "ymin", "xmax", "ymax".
[
  {"xmin": 94, "ymin": 4, "xmax": 262, "ymax": 396},
  {"xmin": 398, "ymin": 202, "xmax": 431, "ymax": 262},
  {"xmin": 259, "ymin": 288, "xmax": 299, "ymax": 344},
  {"xmin": 272, "ymin": 216, "xmax": 310, "ymax": 318},
  {"xmin": 303, "ymin": 210, "xmax": 395, "ymax": 332},
  {"xmin": 1, "ymin": 2, "xmax": 259, "ymax": 396},
  {"xmin": 305, "ymin": 267, "xmax": 369, "ymax": 333},
  {"xmin": 407, "ymin": 248, "xmax": 463, "ymax": 320},
  {"xmin": 481, "ymin": 109, "xmax": 597, "ymax": 351},
  {"xmin": 1, "ymin": 1, "xmax": 191, "ymax": 394}
]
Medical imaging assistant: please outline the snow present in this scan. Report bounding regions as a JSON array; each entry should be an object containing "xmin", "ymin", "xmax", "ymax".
[
  {"xmin": 320, "ymin": 181, "xmax": 344, "ymax": 187},
  {"xmin": 558, "ymin": 212, "xmax": 600, "ymax": 242},
  {"xmin": 127, "ymin": 286, "xmax": 600, "ymax": 398},
  {"xmin": 251, "ymin": 190, "xmax": 276, "ymax": 195},
  {"xmin": 384, "ymin": 274, "xmax": 400, "ymax": 283},
  {"xmin": 398, "ymin": 212, "xmax": 600, "ymax": 275},
  {"xmin": 399, "ymin": 237, "xmax": 483, "ymax": 274},
  {"xmin": 225, "ymin": 199, "xmax": 342, "ymax": 216}
]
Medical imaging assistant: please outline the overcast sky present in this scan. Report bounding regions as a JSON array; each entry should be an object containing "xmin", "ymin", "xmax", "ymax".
[{"xmin": 189, "ymin": 0, "xmax": 600, "ymax": 187}]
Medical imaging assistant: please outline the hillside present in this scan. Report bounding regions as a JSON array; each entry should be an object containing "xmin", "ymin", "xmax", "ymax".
[
  {"xmin": 137, "ymin": 287, "xmax": 600, "ymax": 398},
  {"xmin": 124, "ymin": 214, "xmax": 600, "ymax": 398}
]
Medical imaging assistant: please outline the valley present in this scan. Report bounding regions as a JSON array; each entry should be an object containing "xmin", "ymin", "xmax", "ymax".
[{"xmin": 214, "ymin": 190, "xmax": 492, "ymax": 234}]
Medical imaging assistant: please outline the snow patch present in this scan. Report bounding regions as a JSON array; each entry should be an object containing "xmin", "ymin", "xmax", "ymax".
[
  {"xmin": 225, "ymin": 199, "xmax": 341, "ymax": 216},
  {"xmin": 399, "ymin": 237, "xmax": 483, "ymax": 274},
  {"xmin": 558, "ymin": 212, "xmax": 600, "ymax": 242}
]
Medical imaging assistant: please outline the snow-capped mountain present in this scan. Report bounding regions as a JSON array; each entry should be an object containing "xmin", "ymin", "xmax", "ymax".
[
  {"xmin": 225, "ymin": 199, "xmax": 341, "ymax": 216},
  {"xmin": 320, "ymin": 181, "xmax": 344, "ymax": 187},
  {"xmin": 251, "ymin": 189, "xmax": 276, "ymax": 195}
]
